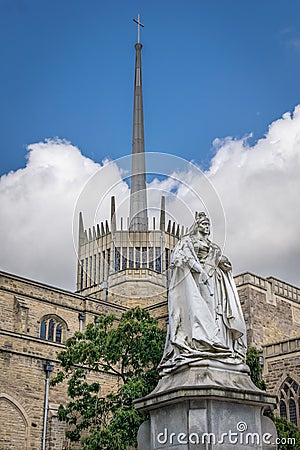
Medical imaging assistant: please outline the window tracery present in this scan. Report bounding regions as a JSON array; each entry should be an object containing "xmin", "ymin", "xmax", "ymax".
[
  {"xmin": 39, "ymin": 315, "xmax": 66, "ymax": 343},
  {"xmin": 279, "ymin": 377, "xmax": 300, "ymax": 426}
]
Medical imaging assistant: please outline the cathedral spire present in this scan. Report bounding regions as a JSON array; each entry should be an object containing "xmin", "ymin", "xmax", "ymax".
[{"xmin": 129, "ymin": 15, "xmax": 148, "ymax": 231}]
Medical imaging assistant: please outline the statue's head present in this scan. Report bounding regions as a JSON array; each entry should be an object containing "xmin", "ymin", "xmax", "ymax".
[{"xmin": 195, "ymin": 212, "xmax": 210, "ymax": 236}]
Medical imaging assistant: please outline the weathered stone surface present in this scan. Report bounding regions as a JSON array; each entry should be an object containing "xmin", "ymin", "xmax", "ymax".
[
  {"xmin": 2, "ymin": 268, "xmax": 300, "ymax": 448},
  {"xmin": 236, "ymin": 274, "xmax": 300, "ymax": 349},
  {"xmin": 137, "ymin": 420, "xmax": 151, "ymax": 450},
  {"xmin": 136, "ymin": 370, "xmax": 277, "ymax": 450},
  {"xmin": 0, "ymin": 271, "xmax": 122, "ymax": 450},
  {"xmin": 153, "ymin": 360, "xmax": 258, "ymax": 394}
]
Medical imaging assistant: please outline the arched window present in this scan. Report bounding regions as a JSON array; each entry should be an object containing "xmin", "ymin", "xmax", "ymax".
[
  {"xmin": 279, "ymin": 377, "xmax": 300, "ymax": 426},
  {"xmin": 39, "ymin": 315, "xmax": 66, "ymax": 343}
]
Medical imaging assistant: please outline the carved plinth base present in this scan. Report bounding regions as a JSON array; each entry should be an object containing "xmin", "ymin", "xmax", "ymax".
[{"xmin": 135, "ymin": 362, "xmax": 277, "ymax": 450}]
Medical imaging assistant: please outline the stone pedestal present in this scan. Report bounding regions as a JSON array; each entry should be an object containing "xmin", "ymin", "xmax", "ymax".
[{"xmin": 135, "ymin": 361, "xmax": 277, "ymax": 450}]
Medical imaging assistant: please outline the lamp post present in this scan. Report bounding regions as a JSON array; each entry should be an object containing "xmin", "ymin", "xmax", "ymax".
[{"xmin": 42, "ymin": 360, "xmax": 54, "ymax": 450}]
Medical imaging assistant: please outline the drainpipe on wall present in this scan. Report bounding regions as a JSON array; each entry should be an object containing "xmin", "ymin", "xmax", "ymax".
[
  {"xmin": 102, "ymin": 280, "xmax": 108, "ymax": 301},
  {"xmin": 42, "ymin": 360, "xmax": 54, "ymax": 450},
  {"xmin": 78, "ymin": 313, "xmax": 85, "ymax": 332}
]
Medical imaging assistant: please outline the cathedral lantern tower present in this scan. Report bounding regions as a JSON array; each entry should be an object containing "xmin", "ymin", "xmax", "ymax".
[{"xmin": 76, "ymin": 17, "xmax": 182, "ymax": 307}]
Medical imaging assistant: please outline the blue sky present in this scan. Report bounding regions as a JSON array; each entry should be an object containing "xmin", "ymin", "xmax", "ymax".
[
  {"xmin": 1, "ymin": 0, "xmax": 300, "ymax": 176},
  {"xmin": 1, "ymin": 1, "xmax": 300, "ymax": 288}
]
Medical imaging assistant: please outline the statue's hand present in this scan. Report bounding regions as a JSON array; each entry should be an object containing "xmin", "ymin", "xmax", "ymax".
[
  {"xmin": 191, "ymin": 261, "xmax": 203, "ymax": 273},
  {"xmin": 219, "ymin": 256, "xmax": 232, "ymax": 272},
  {"xmin": 191, "ymin": 261, "xmax": 210, "ymax": 285}
]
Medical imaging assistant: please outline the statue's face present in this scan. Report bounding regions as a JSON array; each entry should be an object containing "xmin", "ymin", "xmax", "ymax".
[{"xmin": 197, "ymin": 219, "xmax": 210, "ymax": 236}]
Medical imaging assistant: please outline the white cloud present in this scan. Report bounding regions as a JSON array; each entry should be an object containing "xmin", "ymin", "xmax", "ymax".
[
  {"xmin": 206, "ymin": 105, "xmax": 300, "ymax": 285},
  {"xmin": 0, "ymin": 139, "xmax": 101, "ymax": 289},
  {"xmin": 1, "ymin": 106, "xmax": 300, "ymax": 290}
]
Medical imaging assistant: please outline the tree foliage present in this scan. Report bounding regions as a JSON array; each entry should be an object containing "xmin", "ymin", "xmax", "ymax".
[
  {"xmin": 51, "ymin": 307, "xmax": 166, "ymax": 449},
  {"xmin": 246, "ymin": 346, "xmax": 267, "ymax": 390},
  {"xmin": 267, "ymin": 413, "xmax": 300, "ymax": 450},
  {"xmin": 54, "ymin": 321, "xmax": 300, "ymax": 450}
]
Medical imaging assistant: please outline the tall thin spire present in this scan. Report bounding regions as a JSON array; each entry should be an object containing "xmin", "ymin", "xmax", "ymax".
[{"xmin": 129, "ymin": 15, "xmax": 148, "ymax": 231}]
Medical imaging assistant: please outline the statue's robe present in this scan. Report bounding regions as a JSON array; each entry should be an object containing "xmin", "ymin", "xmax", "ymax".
[{"xmin": 159, "ymin": 235, "xmax": 247, "ymax": 373}]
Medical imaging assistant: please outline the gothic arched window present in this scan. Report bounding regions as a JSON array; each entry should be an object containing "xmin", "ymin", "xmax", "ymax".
[
  {"xmin": 39, "ymin": 316, "xmax": 66, "ymax": 344},
  {"xmin": 279, "ymin": 377, "xmax": 300, "ymax": 426}
]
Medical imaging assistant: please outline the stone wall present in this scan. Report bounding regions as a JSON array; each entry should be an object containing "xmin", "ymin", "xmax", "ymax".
[
  {"xmin": 2, "ymin": 269, "xmax": 300, "ymax": 448},
  {"xmin": 236, "ymin": 273, "xmax": 300, "ymax": 349},
  {"xmin": 0, "ymin": 271, "xmax": 123, "ymax": 450},
  {"xmin": 263, "ymin": 337, "xmax": 300, "ymax": 395},
  {"xmin": 0, "ymin": 394, "xmax": 28, "ymax": 450}
]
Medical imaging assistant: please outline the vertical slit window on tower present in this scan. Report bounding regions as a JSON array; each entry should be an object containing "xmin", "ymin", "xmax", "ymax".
[
  {"xmin": 107, "ymin": 248, "xmax": 111, "ymax": 275},
  {"xmin": 85, "ymin": 258, "xmax": 88, "ymax": 288},
  {"xmin": 129, "ymin": 247, "xmax": 134, "ymax": 268},
  {"xmin": 98, "ymin": 252, "xmax": 101, "ymax": 283},
  {"xmin": 102, "ymin": 251, "xmax": 105, "ymax": 281},
  {"xmin": 93, "ymin": 254, "xmax": 97, "ymax": 284},
  {"xmin": 149, "ymin": 247, "xmax": 154, "ymax": 270},
  {"xmin": 155, "ymin": 247, "xmax": 162, "ymax": 272},
  {"xmin": 142, "ymin": 247, "xmax": 147, "ymax": 268},
  {"xmin": 89, "ymin": 256, "xmax": 93, "ymax": 284},
  {"xmin": 122, "ymin": 247, "xmax": 127, "ymax": 270},
  {"xmin": 135, "ymin": 247, "xmax": 140, "ymax": 269},
  {"xmin": 80, "ymin": 260, "xmax": 84, "ymax": 290},
  {"xmin": 115, "ymin": 247, "xmax": 121, "ymax": 272},
  {"xmin": 165, "ymin": 248, "xmax": 169, "ymax": 272}
]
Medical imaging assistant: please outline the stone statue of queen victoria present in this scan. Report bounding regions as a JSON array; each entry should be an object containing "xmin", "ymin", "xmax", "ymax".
[
  {"xmin": 158, "ymin": 212, "xmax": 247, "ymax": 374},
  {"xmin": 136, "ymin": 213, "xmax": 278, "ymax": 450}
]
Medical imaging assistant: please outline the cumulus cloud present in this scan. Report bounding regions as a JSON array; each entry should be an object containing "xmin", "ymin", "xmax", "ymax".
[
  {"xmin": 0, "ymin": 139, "xmax": 103, "ymax": 289},
  {"xmin": 1, "ymin": 106, "xmax": 300, "ymax": 290},
  {"xmin": 157, "ymin": 106, "xmax": 300, "ymax": 286},
  {"xmin": 206, "ymin": 106, "xmax": 300, "ymax": 285}
]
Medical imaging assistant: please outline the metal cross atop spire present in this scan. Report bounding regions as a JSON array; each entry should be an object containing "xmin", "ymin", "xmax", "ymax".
[{"xmin": 133, "ymin": 13, "xmax": 144, "ymax": 44}]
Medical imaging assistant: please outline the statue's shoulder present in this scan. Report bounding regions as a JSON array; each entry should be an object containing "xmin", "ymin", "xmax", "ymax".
[
  {"xmin": 175, "ymin": 234, "xmax": 192, "ymax": 249},
  {"xmin": 180, "ymin": 234, "xmax": 192, "ymax": 244},
  {"xmin": 171, "ymin": 234, "xmax": 193, "ymax": 262},
  {"xmin": 208, "ymin": 239, "xmax": 221, "ymax": 251}
]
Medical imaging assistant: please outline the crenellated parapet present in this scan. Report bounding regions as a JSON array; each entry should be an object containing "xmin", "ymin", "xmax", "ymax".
[{"xmin": 76, "ymin": 195, "xmax": 183, "ymax": 306}]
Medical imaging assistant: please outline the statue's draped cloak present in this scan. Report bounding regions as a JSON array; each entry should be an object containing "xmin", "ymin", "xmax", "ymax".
[{"xmin": 159, "ymin": 235, "xmax": 247, "ymax": 373}]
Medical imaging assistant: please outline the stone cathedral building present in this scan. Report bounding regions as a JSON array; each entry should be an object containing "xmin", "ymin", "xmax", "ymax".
[{"xmin": 1, "ymin": 34, "xmax": 300, "ymax": 450}]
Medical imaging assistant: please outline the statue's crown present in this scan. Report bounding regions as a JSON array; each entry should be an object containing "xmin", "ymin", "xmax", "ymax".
[{"xmin": 195, "ymin": 212, "xmax": 209, "ymax": 223}]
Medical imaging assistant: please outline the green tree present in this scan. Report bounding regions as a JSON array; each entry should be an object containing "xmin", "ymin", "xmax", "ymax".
[
  {"xmin": 246, "ymin": 346, "xmax": 267, "ymax": 390},
  {"xmin": 267, "ymin": 413, "xmax": 300, "ymax": 450},
  {"xmin": 51, "ymin": 307, "xmax": 166, "ymax": 450}
]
